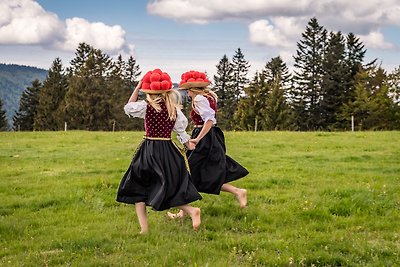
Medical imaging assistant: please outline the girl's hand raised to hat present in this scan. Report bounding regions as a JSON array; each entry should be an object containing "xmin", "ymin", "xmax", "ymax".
[
  {"xmin": 128, "ymin": 79, "xmax": 143, "ymax": 102},
  {"xmin": 135, "ymin": 79, "xmax": 143, "ymax": 90}
]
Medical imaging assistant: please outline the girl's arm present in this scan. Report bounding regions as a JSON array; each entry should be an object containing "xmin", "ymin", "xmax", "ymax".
[
  {"xmin": 190, "ymin": 119, "xmax": 213, "ymax": 144},
  {"xmin": 190, "ymin": 95, "xmax": 216, "ymax": 144},
  {"xmin": 128, "ymin": 80, "xmax": 143, "ymax": 103},
  {"xmin": 123, "ymin": 80, "xmax": 147, "ymax": 118},
  {"xmin": 173, "ymin": 109, "xmax": 194, "ymax": 149}
]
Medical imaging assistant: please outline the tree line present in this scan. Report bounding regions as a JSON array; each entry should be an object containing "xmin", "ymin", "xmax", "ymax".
[
  {"xmin": 1, "ymin": 17, "xmax": 399, "ymax": 131},
  {"xmin": 213, "ymin": 18, "xmax": 400, "ymax": 131},
  {"xmin": 10, "ymin": 43, "xmax": 143, "ymax": 131}
]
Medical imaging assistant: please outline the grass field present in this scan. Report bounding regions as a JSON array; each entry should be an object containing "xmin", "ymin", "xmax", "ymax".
[{"xmin": 0, "ymin": 131, "xmax": 399, "ymax": 266}]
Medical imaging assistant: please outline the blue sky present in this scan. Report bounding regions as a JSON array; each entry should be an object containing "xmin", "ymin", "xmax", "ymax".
[{"xmin": 1, "ymin": 0, "xmax": 400, "ymax": 82}]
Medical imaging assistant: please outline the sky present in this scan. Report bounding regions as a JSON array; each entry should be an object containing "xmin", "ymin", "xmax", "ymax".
[{"xmin": 1, "ymin": 0, "xmax": 400, "ymax": 82}]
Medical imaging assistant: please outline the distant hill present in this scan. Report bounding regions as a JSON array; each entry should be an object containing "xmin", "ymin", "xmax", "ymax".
[{"xmin": 0, "ymin": 64, "xmax": 48, "ymax": 125}]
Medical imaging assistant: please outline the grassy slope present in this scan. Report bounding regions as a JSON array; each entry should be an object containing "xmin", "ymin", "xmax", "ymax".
[{"xmin": 0, "ymin": 131, "xmax": 399, "ymax": 266}]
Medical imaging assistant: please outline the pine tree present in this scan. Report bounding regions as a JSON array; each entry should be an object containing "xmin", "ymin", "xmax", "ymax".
[
  {"xmin": 0, "ymin": 98, "xmax": 8, "ymax": 131},
  {"xmin": 387, "ymin": 66, "xmax": 400, "ymax": 104},
  {"xmin": 345, "ymin": 32, "xmax": 366, "ymax": 99},
  {"xmin": 63, "ymin": 44, "xmax": 114, "ymax": 130},
  {"xmin": 368, "ymin": 85, "xmax": 395, "ymax": 130},
  {"xmin": 108, "ymin": 55, "xmax": 143, "ymax": 131},
  {"xmin": 125, "ymin": 56, "xmax": 142, "ymax": 88},
  {"xmin": 261, "ymin": 57, "xmax": 293, "ymax": 130},
  {"xmin": 263, "ymin": 80, "xmax": 292, "ymax": 130},
  {"xmin": 232, "ymin": 48, "xmax": 250, "ymax": 102},
  {"xmin": 213, "ymin": 54, "xmax": 235, "ymax": 129},
  {"xmin": 366, "ymin": 67, "xmax": 397, "ymax": 130},
  {"xmin": 233, "ymin": 72, "xmax": 268, "ymax": 131},
  {"xmin": 387, "ymin": 66, "xmax": 400, "ymax": 129},
  {"xmin": 121, "ymin": 55, "xmax": 143, "ymax": 130},
  {"xmin": 230, "ymin": 48, "xmax": 251, "ymax": 129},
  {"xmin": 69, "ymin": 43, "xmax": 92, "ymax": 76},
  {"xmin": 340, "ymin": 74, "xmax": 370, "ymax": 131},
  {"xmin": 13, "ymin": 79, "xmax": 42, "ymax": 131},
  {"xmin": 262, "ymin": 56, "xmax": 291, "ymax": 91},
  {"xmin": 293, "ymin": 17, "xmax": 327, "ymax": 130},
  {"xmin": 34, "ymin": 58, "xmax": 68, "ymax": 130},
  {"xmin": 319, "ymin": 31, "xmax": 349, "ymax": 129},
  {"xmin": 108, "ymin": 55, "xmax": 129, "ymax": 131},
  {"xmin": 340, "ymin": 66, "xmax": 396, "ymax": 130}
]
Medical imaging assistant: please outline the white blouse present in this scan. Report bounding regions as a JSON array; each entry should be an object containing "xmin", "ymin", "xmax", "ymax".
[
  {"xmin": 123, "ymin": 100, "xmax": 191, "ymax": 144},
  {"xmin": 193, "ymin": 95, "xmax": 217, "ymax": 125}
]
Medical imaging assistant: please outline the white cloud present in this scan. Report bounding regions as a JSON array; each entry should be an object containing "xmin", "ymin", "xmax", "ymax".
[
  {"xmin": 147, "ymin": 0, "xmax": 214, "ymax": 24},
  {"xmin": 55, "ymin": 18, "xmax": 127, "ymax": 52},
  {"xmin": 147, "ymin": 0, "xmax": 311, "ymax": 23},
  {"xmin": 147, "ymin": 0, "xmax": 400, "ymax": 27},
  {"xmin": 0, "ymin": 0, "xmax": 64, "ymax": 45},
  {"xmin": 0, "ymin": 0, "xmax": 133, "ymax": 54},
  {"xmin": 249, "ymin": 17, "xmax": 305, "ymax": 49},
  {"xmin": 249, "ymin": 20, "xmax": 292, "ymax": 48},
  {"xmin": 148, "ymin": 0, "xmax": 399, "ymax": 51},
  {"xmin": 359, "ymin": 30, "xmax": 395, "ymax": 49}
]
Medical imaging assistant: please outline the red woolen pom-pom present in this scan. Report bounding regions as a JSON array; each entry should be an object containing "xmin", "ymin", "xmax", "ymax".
[
  {"xmin": 161, "ymin": 80, "xmax": 170, "ymax": 90},
  {"xmin": 150, "ymin": 82, "xmax": 161, "ymax": 90},
  {"xmin": 185, "ymin": 72, "xmax": 193, "ymax": 80},
  {"xmin": 142, "ymin": 82, "xmax": 151, "ymax": 89},
  {"xmin": 153, "ymin": 68, "xmax": 163, "ymax": 75},
  {"xmin": 180, "ymin": 70, "xmax": 208, "ymax": 85},
  {"xmin": 143, "ymin": 72, "xmax": 151, "ymax": 83},
  {"xmin": 161, "ymin": 72, "xmax": 171, "ymax": 81},
  {"xmin": 150, "ymin": 73, "xmax": 161, "ymax": 82},
  {"xmin": 169, "ymin": 81, "xmax": 173, "ymax": 88}
]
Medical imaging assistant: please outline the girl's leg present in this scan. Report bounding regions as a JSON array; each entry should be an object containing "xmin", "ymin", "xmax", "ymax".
[
  {"xmin": 221, "ymin": 183, "xmax": 247, "ymax": 208},
  {"xmin": 135, "ymin": 202, "xmax": 148, "ymax": 234},
  {"xmin": 177, "ymin": 205, "xmax": 201, "ymax": 231}
]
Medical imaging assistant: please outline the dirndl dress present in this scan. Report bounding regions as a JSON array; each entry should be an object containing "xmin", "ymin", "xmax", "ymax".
[
  {"xmin": 116, "ymin": 101, "xmax": 201, "ymax": 211},
  {"xmin": 187, "ymin": 95, "xmax": 249, "ymax": 194}
]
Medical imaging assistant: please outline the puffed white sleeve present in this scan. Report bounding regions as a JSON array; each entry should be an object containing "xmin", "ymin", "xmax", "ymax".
[
  {"xmin": 173, "ymin": 109, "xmax": 191, "ymax": 144},
  {"xmin": 123, "ymin": 100, "xmax": 147, "ymax": 118},
  {"xmin": 194, "ymin": 95, "xmax": 217, "ymax": 124}
]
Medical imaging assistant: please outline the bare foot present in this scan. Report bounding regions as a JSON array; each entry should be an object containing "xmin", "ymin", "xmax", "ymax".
[
  {"xmin": 167, "ymin": 210, "xmax": 186, "ymax": 219},
  {"xmin": 236, "ymin": 189, "xmax": 247, "ymax": 209},
  {"xmin": 139, "ymin": 229, "xmax": 148, "ymax": 234},
  {"xmin": 190, "ymin": 208, "xmax": 201, "ymax": 231}
]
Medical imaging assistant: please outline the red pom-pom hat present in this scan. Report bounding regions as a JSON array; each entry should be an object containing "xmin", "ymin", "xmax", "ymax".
[
  {"xmin": 179, "ymin": 70, "xmax": 210, "ymax": 89},
  {"xmin": 140, "ymin": 68, "xmax": 173, "ymax": 94}
]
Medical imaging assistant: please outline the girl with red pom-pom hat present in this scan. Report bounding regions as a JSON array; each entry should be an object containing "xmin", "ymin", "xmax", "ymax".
[
  {"xmin": 117, "ymin": 68, "xmax": 201, "ymax": 233},
  {"xmin": 168, "ymin": 70, "xmax": 249, "ymax": 219}
]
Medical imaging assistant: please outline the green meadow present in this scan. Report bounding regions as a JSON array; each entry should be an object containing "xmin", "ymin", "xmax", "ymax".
[{"xmin": 0, "ymin": 131, "xmax": 399, "ymax": 266}]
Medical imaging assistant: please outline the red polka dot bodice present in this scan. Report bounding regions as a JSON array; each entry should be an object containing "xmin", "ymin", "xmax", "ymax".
[
  {"xmin": 190, "ymin": 95, "xmax": 217, "ymax": 125},
  {"xmin": 145, "ymin": 102, "xmax": 175, "ymax": 138}
]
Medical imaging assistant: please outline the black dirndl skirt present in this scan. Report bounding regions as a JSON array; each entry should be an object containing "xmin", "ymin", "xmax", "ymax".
[
  {"xmin": 187, "ymin": 126, "xmax": 249, "ymax": 194},
  {"xmin": 117, "ymin": 139, "xmax": 202, "ymax": 211}
]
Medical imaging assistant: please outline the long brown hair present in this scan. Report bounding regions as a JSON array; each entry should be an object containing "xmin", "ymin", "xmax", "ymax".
[{"xmin": 146, "ymin": 90, "xmax": 182, "ymax": 120}]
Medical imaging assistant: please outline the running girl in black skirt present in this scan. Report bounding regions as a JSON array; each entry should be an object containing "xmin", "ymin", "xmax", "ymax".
[
  {"xmin": 168, "ymin": 70, "xmax": 248, "ymax": 219},
  {"xmin": 117, "ymin": 68, "xmax": 201, "ymax": 233}
]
